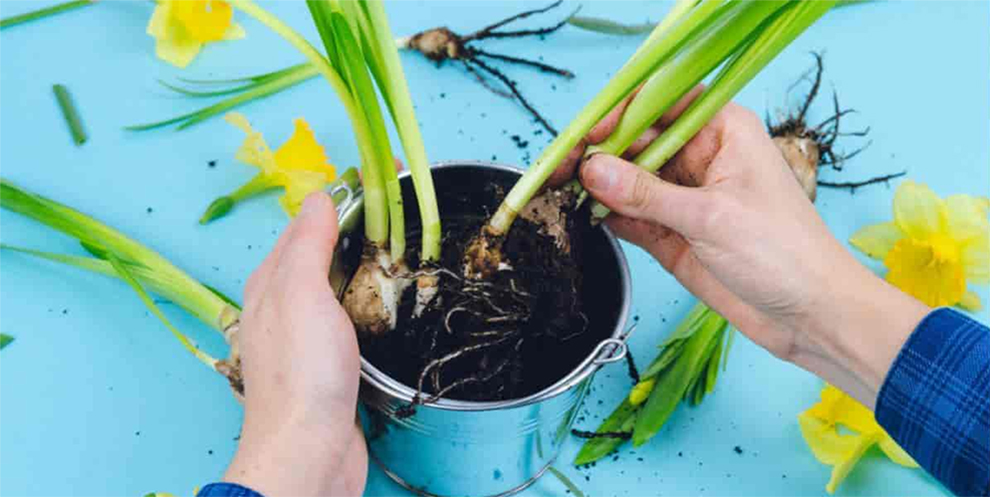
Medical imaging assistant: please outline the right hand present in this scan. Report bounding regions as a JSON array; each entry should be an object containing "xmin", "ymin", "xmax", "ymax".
[{"xmin": 561, "ymin": 92, "xmax": 929, "ymax": 406}]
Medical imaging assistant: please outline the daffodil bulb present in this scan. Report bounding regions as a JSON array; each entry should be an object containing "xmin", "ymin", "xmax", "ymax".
[{"xmin": 343, "ymin": 245, "xmax": 411, "ymax": 336}]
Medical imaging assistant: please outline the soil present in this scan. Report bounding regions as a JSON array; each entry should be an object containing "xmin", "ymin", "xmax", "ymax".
[{"xmin": 345, "ymin": 165, "xmax": 625, "ymax": 403}]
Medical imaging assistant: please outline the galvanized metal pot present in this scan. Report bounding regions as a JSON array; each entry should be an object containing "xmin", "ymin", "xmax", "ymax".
[{"xmin": 330, "ymin": 162, "xmax": 632, "ymax": 497}]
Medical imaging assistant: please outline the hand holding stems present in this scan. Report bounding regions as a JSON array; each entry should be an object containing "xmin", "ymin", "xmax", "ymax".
[
  {"xmin": 569, "ymin": 91, "xmax": 929, "ymax": 409},
  {"xmin": 224, "ymin": 192, "xmax": 367, "ymax": 496}
]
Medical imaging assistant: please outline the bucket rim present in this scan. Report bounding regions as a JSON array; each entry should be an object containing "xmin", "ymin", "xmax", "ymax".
[{"xmin": 346, "ymin": 160, "xmax": 633, "ymax": 412}]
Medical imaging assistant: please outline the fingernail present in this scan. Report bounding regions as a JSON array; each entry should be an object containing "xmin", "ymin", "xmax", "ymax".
[
  {"xmin": 299, "ymin": 192, "xmax": 328, "ymax": 218},
  {"xmin": 583, "ymin": 156, "xmax": 617, "ymax": 191}
]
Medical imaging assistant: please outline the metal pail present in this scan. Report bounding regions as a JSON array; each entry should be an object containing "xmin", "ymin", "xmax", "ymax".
[{"xmin": 331, "ymin": 162, "xmax": 632, "ymax": 497}]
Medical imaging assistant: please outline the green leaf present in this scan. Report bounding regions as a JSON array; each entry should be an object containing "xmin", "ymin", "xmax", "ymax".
[
  {"xmin": 567, "ymin": 15, "xmax": 655, "ymax": 36},
  {"xmin": 573, "ymin": 398, "xmax": 637, "ymax": 465},
  {"xmin": 546, "ymin": 466, "xmax": 586, "ymax": 497},
  {"xmin": 105, "ymin": 252, "xmax": 217, "ymax": 368},
  {"xmin": 633, "ymin": 312, "xmax": 724, "ymax": 446},
  {"xmin": 203, "ymin": 284, "xmax": 241, "ymax": 311},
  {"xmin": 0, "ymin": 0, "xmax": 93, "ymax": 29},
  {"xmin": 177, "ymin": 62, "xmax": 310, "ymax": 86},
  {"xmin": 0, "ymin": 334, "xmax": 14, "ymax": 350}
]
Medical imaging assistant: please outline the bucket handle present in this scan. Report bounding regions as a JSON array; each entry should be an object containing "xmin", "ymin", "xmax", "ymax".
[
  {"xmin": 590, "ymin": 322, "xmax": 637, "ymax": 366},
  {"xmin": 329, "ymin": 182, "xmax": 359, "ymax": 221}
]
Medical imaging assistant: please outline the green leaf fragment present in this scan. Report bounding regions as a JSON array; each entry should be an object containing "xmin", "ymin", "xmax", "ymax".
[
  {"xmin": 567, "ymin": 15, "xmax": 655, "ymax": 36},
  {"xmin": 0, "ymin": 0, "xmax": 93, "ymax": 29},
  {"xmin": 546, "ymin": 466, "xmax": 587, "ymax": 497},
  {"xmin": 0, "ymin": 334, "xmax": 14, "ymax": 350},
  {"xmin": 53, "ymin": 84, "xmax": 87, "ymax": 145}
]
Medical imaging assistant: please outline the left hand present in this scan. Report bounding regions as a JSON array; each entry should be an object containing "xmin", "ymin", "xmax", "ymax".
[{"xmin": 224, "ymin": 192, "xmax": 368, "ymax": 496}]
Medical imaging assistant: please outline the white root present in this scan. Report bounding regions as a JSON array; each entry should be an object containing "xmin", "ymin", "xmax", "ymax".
[{"xmin": 413, "ymin": 274, "xmax": 440, "ymax": 319}]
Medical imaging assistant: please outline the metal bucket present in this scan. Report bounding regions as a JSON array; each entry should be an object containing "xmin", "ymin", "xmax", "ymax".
[{"xmin": 330, "ymin": 162, "xmax": 632, "ymax": 497}]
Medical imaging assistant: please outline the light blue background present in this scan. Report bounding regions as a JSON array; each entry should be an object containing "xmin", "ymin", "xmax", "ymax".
[{"xmin": 1, "ymin": 1, "xmax": 987, "ymax": 496}]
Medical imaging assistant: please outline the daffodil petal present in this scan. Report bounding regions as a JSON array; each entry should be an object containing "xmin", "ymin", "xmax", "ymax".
[
  {"xmin": 146, "ymin": 1, "xmax": 170, "ymax": 38},
  {"xmin": 885, "ymin": 238, "xmax": 966, "ymax": 307},
  {"xmin": 850, "ymin": 222, "xmax": 905, "ymax": 261},
  {"xmin": 944, "ymin": 194, "xmax": 990, "ymax": 244},
  {"xmin": 171, "ymin": 0, "xmax": 234, "ymax": 43},
  {"xmin": 798, "ymin": 413, "xmax": 861, "ymax": 465},
  {"xmin": 223, "ymin": 21, "xmax": 246, "ymax": 41},
  {"xmin": 224, "ymin": 112, "xmax": 277, "ymax": 175},
  {"xmin": 958, "ymin": 290, "xmax": 983, "ymax": 311},
  {"xmin": 274, "ymin": 119, "xmax": 335, "ymax": 181},
  {"xmin": 877, "ymin": 435, "xmax": 919, "ymax": 468},
  {"xmin": 961, "ymin": 234, "xmax": 990, "ymax": 284},
  {"xmin": 278, "ymin": 170, "xmax": 328, "ymax": 217},
  {"xmin": 155, "ymin": 32, "xmax": 203, "ymax": 69},
  {"xmin": 826, "ymin": 433, "xmax": 879, "ymax": 494},
  {"xmin": 893, "ymin": 180, "xmax": 944, "ymax": 240}
]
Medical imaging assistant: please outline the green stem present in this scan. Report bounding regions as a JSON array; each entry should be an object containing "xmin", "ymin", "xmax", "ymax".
[
  {"xmin": 589, "ymin": 1, "xmax": 787, "ymax": 158},
  {"xmin": 0, "ymin": 179, "xmax": 237, "ymax": 332},
  {"xmin": 0, "ymin": 0, "xmax": 93, "ymax": 29},
  {"xmin": 53, "ymin": 84, "xmax": 87, "ymax": 146},
  {"xmin": 361, "ymin": 0, "xmax": 441, "ymax": 263},
  {"xmin": 486, "ymin": 0, "xmax": 724, "ymax": 235},
  {"xmin": 231, "ymin": 0, "xmax": 390, "ymax": 246},
  {"xmin": 199, "ymin": 174, "xmax": 279, "ymax": 224},
  {"xmin": 590, "ymin": 0, "xmax": 834, "ymax": 219}
]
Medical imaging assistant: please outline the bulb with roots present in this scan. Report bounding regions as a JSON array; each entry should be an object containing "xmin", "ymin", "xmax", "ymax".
[
  {"xmin": 463, "ymin": 187, "xmax": 575, "ymax": 279},
  {"xmin": 343, "ymin": 243, "xmax": 411, "ymax": 336}
]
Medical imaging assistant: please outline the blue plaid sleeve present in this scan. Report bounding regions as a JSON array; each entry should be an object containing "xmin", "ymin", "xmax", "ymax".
[
  {"xmin": 196, "ymin": 483, "xmax": 265, "ymax": 497},
  {"xmin": 876, "ymin": 308, "xmax": 990, "ymax": 497}
]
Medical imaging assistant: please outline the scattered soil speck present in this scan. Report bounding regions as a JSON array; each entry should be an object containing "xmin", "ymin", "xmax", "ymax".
[
  {"xmin": 733, "ymin": 445, "xmax": 743, "ymax": 455},
  {"xmin": 146, "ymin": 207, "xmax": 154, "ymax": 214},
  {"xmin": 208, "ymin": 160, "xmax": 217, "ymax": 168}
]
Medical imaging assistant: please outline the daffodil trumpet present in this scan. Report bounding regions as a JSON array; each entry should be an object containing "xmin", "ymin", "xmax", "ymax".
[
  {"xmin": 462, "ymin": 0, "xmax": 834, "ymax": 279},
  {"xmin": 850, "ymin": 181, "xmax": 989, "ymax": 310},
  {"xmin": 227, "ymin": 0, "xmax": 441, "ymax": 335},
  {"xmin": 0, "ymin": 179, "xmax": 244, "ymax": 395},
  {"xmin": 146, "ymin": 0, "xmax": 246, "ymax": 69}
]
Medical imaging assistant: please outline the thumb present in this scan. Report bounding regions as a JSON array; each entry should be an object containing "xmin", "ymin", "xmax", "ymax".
[
  {"xmin": 275, "ymin": 192, "xmax": 340, "ymax": 286},
  {"xmin": 581, "ymin": 154, "xmax": 706, "ymax": 236}
]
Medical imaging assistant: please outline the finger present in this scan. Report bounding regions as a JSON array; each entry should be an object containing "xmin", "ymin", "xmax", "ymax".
[
  {"xmin": 623, "ymin": 126, "xmax": 662, "ymax": 159},
  {"xmin": 656, "ymin": 84, "xmax": 706, "ymax": 129},
  {"xmin": 546, "ymin": 138, "xmax": 587, "ymax": 188},
  {"xmin": 581, "ymin": 154, "xmax": 707, "ymax": 236},
  {"xmin": 271, "ymin": 192, "xmax": 340, "ymax": 291},
  {"xmin": 244, "ymin": 217, "xmax": 300, "ymax": 307},
  {"xmin": 587, "ymin": 92, "xmax": 636, "ymax": 144}
]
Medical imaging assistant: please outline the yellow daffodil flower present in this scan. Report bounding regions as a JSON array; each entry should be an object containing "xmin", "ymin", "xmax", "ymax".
[
  {"xmin": 850, "ymin": 180, "xmax": 990, "ymax": 310},
  {"xmin": 147, "ymin": 0, "xmax": 246, "ymax": 68},
  {"xmin": 199, "ymin": 113, "xmax": 336, "ymax": 223},
  {"xmin": 798, "ymin": 385, "xmax": 918, "ymax": 494}
]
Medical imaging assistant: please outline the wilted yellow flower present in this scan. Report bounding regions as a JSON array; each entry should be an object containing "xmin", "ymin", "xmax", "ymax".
[
  {"xmin": 147, "ymin": 0, "xmax": 245, "ymax": 68},
  {"xmin": 798, "ymin": 385, "xmax": 917, "ymax": 494},
  {"xmin": 850, "ymin": 180, "xmax": 989, "ymax": 310},
  {"xmin": 226, "ymin": 112, "xmax": 336, "ymax": 217}
]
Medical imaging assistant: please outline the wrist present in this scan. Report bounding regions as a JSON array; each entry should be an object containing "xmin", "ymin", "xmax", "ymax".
[
  {"xmin": 791, "ymin": 258, "xmax": 929, "ymax": 407},
  {"xmin": 225, "ymin": 413, "xmax": 363, "ymax": 496}
]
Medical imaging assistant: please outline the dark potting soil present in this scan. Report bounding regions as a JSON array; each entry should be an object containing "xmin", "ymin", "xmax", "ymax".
[{"xmin": 347, "ymin": 165, "xmax": 625, "ymax": 403}]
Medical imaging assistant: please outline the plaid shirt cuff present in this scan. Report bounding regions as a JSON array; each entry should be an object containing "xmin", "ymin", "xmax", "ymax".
[
  {"xmin": 197, "ymin": 483, "xmax": 265, "ymax": 497},
  {"xmin": 876, "ymin": 307, "xmax": 990, "ymax": 497}
]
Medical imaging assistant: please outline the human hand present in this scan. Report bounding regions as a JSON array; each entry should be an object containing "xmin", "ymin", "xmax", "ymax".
[
  {"xmin": 560, "ymin": 90, "xmax": 929, "ymax": 407},
  {"xmin": 224, "ymin": 192, "xmax": 367, "ymax": 496}
]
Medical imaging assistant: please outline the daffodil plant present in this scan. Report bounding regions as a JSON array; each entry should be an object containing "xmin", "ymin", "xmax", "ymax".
[
  {"xmin": 799, "ymin": 385, "xmax": 918, "ymax": 494},
  {"xmin": 0, "ymin": 180, "xmax": 241, "ymax": 388},
  {"xmin": 463, "ymin": 0, "xmax": 836, "ymax": 278},
  {"xmin": 850, "ymin": 180, "xmax": 989, "ymax": 310},
  {"xmin": 224, "ymin": 0, "xmax": 440, "ymax": 333},
  {"xmin": 147, "ymin": 0, "xmax": 246, "ymax": 68}
]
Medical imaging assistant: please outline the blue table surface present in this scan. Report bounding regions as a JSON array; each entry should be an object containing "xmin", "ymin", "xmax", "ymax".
[{"xmin": 1, "ymin": 1, "xmax": 987, "ymax": 496}]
